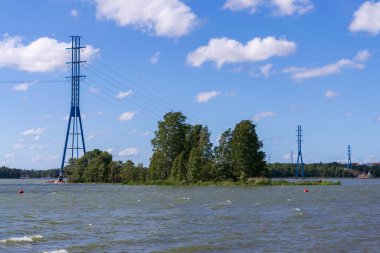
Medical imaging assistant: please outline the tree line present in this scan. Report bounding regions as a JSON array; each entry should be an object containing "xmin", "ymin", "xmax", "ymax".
[
  {"xmin": 65, "ymin": 111, "xmax": 266, "ymax": 183},
  {"xmin": 0, "ymin": 166, "xmax": 60, "ymax": 179}
]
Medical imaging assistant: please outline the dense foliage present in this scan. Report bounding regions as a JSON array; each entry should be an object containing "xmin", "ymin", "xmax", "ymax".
[
  {"xmin": 266, "ymin": 162, "xmax": 380, "ymax": 178},
  {"xmin": 66, "ymin": 111, "xmax": 267, "ymax": 183},
  {"xmin": 0, "ymin": 166, "xmax": 60, "ymax": 179}
]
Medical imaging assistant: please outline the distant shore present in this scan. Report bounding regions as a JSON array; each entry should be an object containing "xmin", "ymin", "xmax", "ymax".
[{"xmin": 121, "ymin": 178, "xmax": 341, "ymax": 186}]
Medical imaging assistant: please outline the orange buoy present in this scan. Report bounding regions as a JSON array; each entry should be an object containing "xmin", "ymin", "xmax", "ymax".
[
  {"xmin": 303, "ymin": 188, "xmax": 309, "ymax": 193},
  {"xmin": 18, "ymin": 189, "xmax": 24, "ymax": 194}
]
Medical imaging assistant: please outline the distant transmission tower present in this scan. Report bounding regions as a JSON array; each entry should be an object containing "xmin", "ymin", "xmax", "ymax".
[
  {"xmin": 347, "ymin": 145, "xmax": 352, "ymax": 169},
  {"xmin": 60, "ymin": 36, "xmax": 87, "ymax": 180},
  {"xmin": 291, "ymin": 150, "xmax": 294, "ymax": 164},
  {"xmin": 295, "ymin": 125, "xmax": 305, "ymax": 178}
]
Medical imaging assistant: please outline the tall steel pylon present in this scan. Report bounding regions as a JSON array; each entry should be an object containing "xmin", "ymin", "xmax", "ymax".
[
  {"xmin": 60, "ymin": 36, "xmax": 86, "ymax": 178},
  {"xmin": 295, "ymin": 125, "xmax": 305, "ymax": 178},
  {"xmin": 347, "ymin": 145, "xmax": 352, "ymax": 169}
]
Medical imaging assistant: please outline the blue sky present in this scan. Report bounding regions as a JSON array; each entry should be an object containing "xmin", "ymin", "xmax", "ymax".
[{"xmin": 1, "ymin": 0, "xmax": 380, "ymax": 169}]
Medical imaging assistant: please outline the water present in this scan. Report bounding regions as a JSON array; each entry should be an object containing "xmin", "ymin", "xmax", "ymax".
[{"xmin": 0, "ymin": 179, "xmax": 380, "ymax": 252}]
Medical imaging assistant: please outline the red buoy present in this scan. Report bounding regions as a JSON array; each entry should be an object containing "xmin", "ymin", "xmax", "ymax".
[
  {"xmin": 303, "ymin": 188, "xmax": 309, "ymax": 193},
  {"xmin": 18, "ymin": 189, "xmax": 24, "ymax": 194}
]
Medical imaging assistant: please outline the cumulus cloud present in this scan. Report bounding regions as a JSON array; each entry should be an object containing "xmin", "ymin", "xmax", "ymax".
[
  {"xmin": 253, "ymin": 111, "xmax": 276, "ymax": 122},
  {"xmin": 0, "ymin": 35, "xmax": 99, "ymax": 73},
  {"xmin": 283, "ymin": 50, "xmax": 370, "ymax": 80},
  {"xmin": 70, "ymin": 9, "xmax": 79, "ymax": 17},
  {"xmin": 118, "ymin": 148, "xmax": 139, "ymax": 157},
  {"xmin": 119, "ymin": 111, "xmax": 137, "ymax": 121},
  {"xmin": 349, "ymin": 1, "xmax": 380, "ymax": 35},
  {"xmin": 187, "ymin": 36, "xmax": 296, "ymax": 68},
  {"xmin": 325, "ymin": 90, "xmax": 339, "ymax": 99},
  {"xmin": 223, "ymin": 0, "xmax": 314, "ymax": 16},
  {"xmin": 94, "ymin": 0, "xmax": 197, "ymax": 38},
  {"xmin": 196, "ymin": 91, "xmax": 221, "ymax": 103},
  {"xmin": 115, "ymin": 90, "xmax": 133, "ymax": 99},
  {"xmin": 12, "ymin": 81, "xmax": 37, "ymax": 92},
  {"xmin": 149, "ymin": 51, "xmax": 161, "ymax": 64}
]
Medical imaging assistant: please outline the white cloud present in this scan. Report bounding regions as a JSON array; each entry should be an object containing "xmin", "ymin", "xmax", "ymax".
[
  {"xmin": 283, "ymin": 50, "xmax": 370, "ymax": 80},
  {"xmin": 4, "ymin": 154, "xmax": 15, "ymax": 161},
  {"xmin": 141, "ymin": 131, "xmax": 151, "ymax": 136},
  {"xmin": 70, "ymin": 9, "xmax": 79, "ymax": 17},
  {"xmin": 20, "ymin": 128, "xmax": 46, "ymax": 136},
  {"xmin": 283, "ymin": 152, "xmax": 296, "ymax": 161},
  {"xmin": 129, "ymin": 129, "xmax": 138, "ymax": 134},
  {"xmin": 355, "ymin": 50, "xmax": 371, "ymax": 62},
  {"xmin": 30, "ymin": 155, "xmax": 59, "ymax": 163},
  {"xmin": 349, "ymin": 1, "xmax": 380, "ymax": 35},
  {"xmin": 115, "ymin": 90, "xmax": 133, "ymax": 99},
  {"xmin": 87, "ymin": 131, "xmax": 107, "ymax": 140},
  {"xmin": 13, "ymin": 142, "xmax": 26, "ymax": 150},
  {"xmin": 187, "ymin": 36, "xmax": 296, "ymax": 68},
  {"xmin": 0, "ymin": 35, "xmax": 99, "ymax": 73},
  {"xmin": 223, "ymin": 0, "xmax": 313, "ymax": 16},
  {"xmin": 12, "ymin": 81, "xmax": 36, "ymax": 92},
  {"xmin": 271, "ymin": 0, "xmax": 313, "ymax": 16},
  {"xmin": 89, "ymin": 86, "xmax": 100, "ymax": 94},
  {"xmin": 28, "ymin": 145, "xmax": 44, "ymax": 150},
  {"xmin": 149, "ymin": 51, "xmax": 161, "ymax": 64},
  {"xmin": 196, "ymin": 91, "xmax": 221, "ymax": 103},
  {"xmin": 345, "ymin": 112, "xmax": 353, "ymax": 117},
  {"xmin": 253, "ymin": 111, "xmax": 276, "ymax": 122},
  {"xmin": 118, "ymin": 148, "xmax": 139, "ymax": 157},
  {"xmin": 223, "ymin": 0, "xmax": 262, "ymax": 13},
  {"xmin": 119, "ymin": 111, "xmax": 137, "ymax": 121},
  {"xmin": 106, "ymin": 148, "xmax": 114, "ymax": 154},
  {"xmin": 325, "ymin": 90, "xmax": 339, "ymax": 99},
  {"xmin": 95, "ymin": 0, "xmax": 197, "ymax": 38},
  {"xmin": 260, "ymin": 63, "xmax": 273, "ymax": 77}
]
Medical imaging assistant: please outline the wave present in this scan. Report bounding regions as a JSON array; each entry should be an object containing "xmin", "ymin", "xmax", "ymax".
[
  {"xmin": 0, "ymin": 235, "xmax": 43, "ymax": 243},
  {"xmin": 43, "ymin": 250, "xmax": 68, "ymax": 253}
]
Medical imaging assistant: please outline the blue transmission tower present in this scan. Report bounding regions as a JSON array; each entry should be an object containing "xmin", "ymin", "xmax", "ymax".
[
  {"xmin": 295, "ymin": 125, "xmax": 305, "ymax": 178},
  {"xmin": 347, "ymin": 145, "xmax": 352, "ymax": 169},
  {"xmin": 60, "ymin": 36, "xmax": 86, "ymax": 180}
]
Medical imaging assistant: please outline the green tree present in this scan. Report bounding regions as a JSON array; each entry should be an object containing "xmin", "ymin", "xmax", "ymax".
[
  {"xmin": 187, "ymin": 146, "xmax": 203, "ymax": 182},
  {"xmin": 149, "ymin": 112, "xmax": 189, "ymax": 180},
  {"xmin": 230, "ymin": 120, "xmax": 266, "ymax": 180},
  {"xmin": 213, "ymin": 129, "xmax": 233, "ymax": 181}
]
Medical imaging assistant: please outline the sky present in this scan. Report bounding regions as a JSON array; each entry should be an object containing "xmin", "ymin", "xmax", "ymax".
[{"xmin": 1, "ymin": 0, "xmax": 380, "ymax": 169}]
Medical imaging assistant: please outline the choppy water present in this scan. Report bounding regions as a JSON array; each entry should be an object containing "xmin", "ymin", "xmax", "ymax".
[{"xmin": 0, "ymin": 179, "xmax": 379, "ymax": 253}]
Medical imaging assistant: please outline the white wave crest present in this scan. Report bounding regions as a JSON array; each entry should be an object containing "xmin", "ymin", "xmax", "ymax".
[
  {"xmin": 0, "ymin": 235, "xmax": 43, "ymax": 243},
  {"xmin": 43, "ymin": 250, "xmax": 69, "ymax": 253}
]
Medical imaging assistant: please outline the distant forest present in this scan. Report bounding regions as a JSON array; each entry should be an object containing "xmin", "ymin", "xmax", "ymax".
[{"xmin": 0, "ymin": 166, "xmax": 60, "ymax": 179}]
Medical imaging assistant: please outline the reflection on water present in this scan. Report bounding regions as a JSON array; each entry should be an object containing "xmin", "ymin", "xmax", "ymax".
[{"xmin": 0, "ymin": 179, "xmax": 379, "ymax": 252}]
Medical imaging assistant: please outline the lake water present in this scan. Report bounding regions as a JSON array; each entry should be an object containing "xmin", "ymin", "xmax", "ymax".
[{"xmin": 0, "ymin": 179, "xmax": 379, "ymax": 252}]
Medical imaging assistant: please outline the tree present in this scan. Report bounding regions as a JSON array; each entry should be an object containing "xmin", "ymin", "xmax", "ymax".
[
  {"xmin": 213, "ymin": 129, "xmax": 233, "ymax": 181},
  {"xmin": 149, "ymin": 112, "xmax": 189, "ymax": 180},
  {"xmin": 187, "ymin": 147, "xmax": 203, "ymax": 182},
  {"xmin": 230, "ymin": 120, "xmax": 266, "ymax": 180}
]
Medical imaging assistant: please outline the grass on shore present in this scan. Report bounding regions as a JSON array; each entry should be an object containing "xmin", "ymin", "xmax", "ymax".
[{"xmin": 123, "ymin": 178, "xmax": 341, "ymax": 186}]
